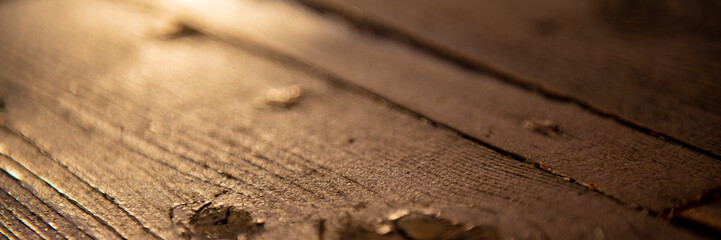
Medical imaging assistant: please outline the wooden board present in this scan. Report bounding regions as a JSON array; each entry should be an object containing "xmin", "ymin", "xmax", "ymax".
[
  {"xmin": 294, "ymin": 0, "xmax": 721, "ymax": 158},
  {"xmin": 147, "ymin": 0, "xmax": 721, "ymax": 214},
  {"xmin": 0, "ymin": 0, "xmax": 708, "ymax": 238}
]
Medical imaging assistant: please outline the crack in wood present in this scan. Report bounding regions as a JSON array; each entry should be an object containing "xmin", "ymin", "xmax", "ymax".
[
  {"xmin": 0, "ymin": 188, "xmax": 66, "ymax": 240},
  {"xmin": 0, "ymin": 202, "xmax": 45, "ymax": 240},
  {"xmin": 0, "ymin": 126, "xmax": 162, "ymax": 240},
  {"xmin": 0, "ymin": 151, "xmax": 126, "ymax": 240},
  {"xmin": 0, "ymin": 168, "xmax": 95, "ymax": 240}
]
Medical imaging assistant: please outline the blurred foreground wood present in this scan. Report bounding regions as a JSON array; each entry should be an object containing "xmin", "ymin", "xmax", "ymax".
[{"xmin": 0, "ymin": 0, "xmax": 719, "ymax": 239}]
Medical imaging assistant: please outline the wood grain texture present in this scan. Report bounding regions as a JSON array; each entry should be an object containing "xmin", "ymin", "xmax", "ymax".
[
  {"xmin": 0, "ymin": 202, "xmax": 44, "ymax": 240},
  {"xmin": 0, "ymin": 0, "xmax": 706, "ymax": 239},
  {"xmin": 0, "ymin": 167, "xmax": 92, "ymax": 240},
  {"xmin": 294, "ymin": 0, "xmax": 721, "ymax": 158},
  {"xmin": 0, "ymin": 188, "xmax": 66, "ymax": 240},
  {"xmin": 150, "ymin": 0, "xmax": 721, "ymax": 214},
  {"xmin": 0, "ymin": 153, "xmax": 126, "ymax": 240}
]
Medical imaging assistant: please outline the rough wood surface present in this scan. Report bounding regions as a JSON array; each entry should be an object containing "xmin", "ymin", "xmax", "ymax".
[
  {"xmin": 150, "ymin": 0, "xmax": 721, "ymax": 214},
  {"xmin": 0, "ymin": 153, "xmax": 128, "ymax": 240},
  {"xmin": 0, "ymin": 167, "xmax": 92, "ymax": 240},
  {"xmin": 0, "ymin": 0, "xmax": 710, "ymax": 239},
  {"xmin": 296, "ymin": 0, "xmax": 721, "ymax": 158}
]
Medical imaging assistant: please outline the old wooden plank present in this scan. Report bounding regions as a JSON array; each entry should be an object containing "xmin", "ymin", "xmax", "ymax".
[
  {"xmin": 153, "ymin": 0, "xmax": 721, "ymax": 214},
  {"xmin": 294, "ymin": 0, "xmax": 721, "ymax": 158},
  {"xmin": 0, "ymin": 0, "xmax": 706, "ymax": 239}
]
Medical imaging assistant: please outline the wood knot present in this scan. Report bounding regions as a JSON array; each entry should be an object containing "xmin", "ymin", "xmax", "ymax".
[
  {"xmin": 171, "ymin": 201, "xmax": 263, "ymax": 239},
  {"xmin": 253, "ymin": 85, "xmax": 303, "ymax": 109},
  {"xmin": 343, "ymin": 210, "xmax": 500, "ymax": 240},
  {"xmin": 523, "ymin": 119, "xmax": 561, "ymax": 136},
  {"xmin": 341, "ymin": 207, "xmax": 547, "ymax": 240},
  {"xmin": 156, "ymin": 19, "xmax": 203, "ymax": 40}
]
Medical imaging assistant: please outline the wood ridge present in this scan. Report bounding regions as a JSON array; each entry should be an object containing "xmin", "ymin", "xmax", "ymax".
[
  {"xmin": 0, "ymin": 151, "xmax": 126, "ymax": 240},
  {"xmin": 0, "ymin": 126, "xmax": 163, "ymax": 240}
]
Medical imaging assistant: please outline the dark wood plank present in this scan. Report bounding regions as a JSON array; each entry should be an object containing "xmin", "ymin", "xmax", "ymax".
[
  {"xmin": 295, "ymin": 0, "xmax": 721, "ymax": 158},
  {"xmin": 152, "ymin": 0, "xmax": 721, "ymax": 214},
  {"xmin": 0, "ymin": 0, "xmax": 706, "ymax": 239}
]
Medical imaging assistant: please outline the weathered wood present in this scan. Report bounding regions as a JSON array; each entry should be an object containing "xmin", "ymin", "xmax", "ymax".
[
  {"xmin": 152, "ymin": 0, "xmax": 721, "ymax": 214},
  {"xmin": 0, "ymin": 150, "xmax": 127, "ymax": 240},
  {"xmin": 0, "ymin": 167, "xmax": 92, "ymax": 240},
  {"xmin": 0, "ymin": 187, "xmax": 65, "ymax": 239},
  {"xmin": 295, "ymin": 0, "xmax": 721, "ymax": 158},
  {"xmin": 0, "ymin": 0, "xmax": 707, "ymax": 239},
  {"xmin": 0, "ymin": 202, "xmax": 44, "ymax": 240}
]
